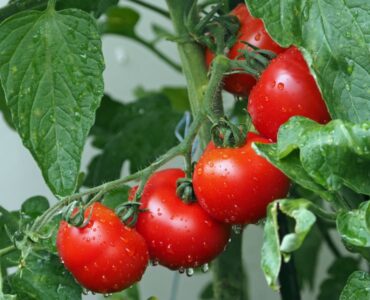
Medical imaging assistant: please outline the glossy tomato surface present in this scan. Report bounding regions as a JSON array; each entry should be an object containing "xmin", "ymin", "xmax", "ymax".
[
  {"xmin": 193, "ymin": 133, "xmax": 290, "ymax": 224},
  {"xmin": 57, "ymin": 202, "xmax": 149, "ymax": 293},
  {"xmin": 205, "ymin": 3, "xmax": 285, "ymax": 96},
  {"xmin": 248, "ymin": 46, "xmax": 331, "ymax": 141},
  {"xmin": 135, "ymin": 169, "xmax": 231, "ymax": 269}
]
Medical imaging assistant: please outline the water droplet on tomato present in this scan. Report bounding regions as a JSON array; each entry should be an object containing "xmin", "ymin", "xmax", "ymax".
[
  {"xmin": 186, "ymin": 268, "xmax": 194, "ymax": 277},
  {"xmin": 277, "ymin": 82, "xmax": 284, "ymax": 90},
  {"xmin": 201, "ymin": 263, "xmax": 209, "ymax": 273},
  {"xmin": 232, "ymin": 225, "xmax": 242, "ymax": 234},
  {"xmin": 178, "ymin": 266, "xmax": 185, "ymax": 274},
  {"xmin": 254, "ymin": 33, "xmax": 262, "ymax": 41}
]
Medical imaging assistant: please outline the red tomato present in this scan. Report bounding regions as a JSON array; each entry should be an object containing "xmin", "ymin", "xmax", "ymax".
[
  {"xmin": 57, "ymin": 202, "xmax": 149, "ymax": 293},
  {"xmin": 192, "ymin": 132, "xmax": 290, "ymax": 224},
  {"xmin": 205, "ymin": 4, "xmax": 285, "ymax": 96},
  {"xmin": 248, "ymin": 46, "xmax": 331, "ymax": 141},
  {"xmin": 134, "ymin": 169, "xmax": 231, "ymax": 270}
]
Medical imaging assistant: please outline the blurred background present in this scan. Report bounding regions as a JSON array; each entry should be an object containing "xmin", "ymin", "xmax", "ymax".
[{"xmin": 0, "ymin": 0, "xmax": 336, "ymax": 299}]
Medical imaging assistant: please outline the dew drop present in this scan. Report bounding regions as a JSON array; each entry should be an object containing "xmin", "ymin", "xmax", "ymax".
[
  {"xmin": 232, "ymin": 225, "xmax": 243, "ymax": 234},
  {"xmin": 277, "ymin": 82, "xmax": 285, "ymax": 90},
  {"xmin": 178, "ymin": 266, "xmax": 185, "ymax": 274},
  {"xmin": 201, "ymin": 263, "xmax": 209, "ymax": 273},
  {"xmin": 186, "ymin": 268, "xmax": 194, "ymax": 277},
  {"xmin": 151, "ymin": 259, "xmax": 159, "ymax": 266}
]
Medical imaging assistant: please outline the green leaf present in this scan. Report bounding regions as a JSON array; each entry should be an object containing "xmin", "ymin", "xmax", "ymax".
[
  {"xmin": 99, "ymin": 6, "xmax": 139, "ymax": 38},
  {"xmin": 245, "ymin": 0, "xmax": 370, "ymax": 123},
  {"xmin": 5, "ymin": 252, "xmax": 82, "ymax": 300},
  {"xmin": 0, "ymin": 85, "xmax": 14, "ymax": 129},
  {"xmin": 0, "ymin": 7, "xmax": 104, "ymax": 197},
  {"xmin": 21, "ymin": 196, "xmax": 49, "ymax": 219},
  {"xmin": 261, "ymin": 199, "xmax": 316, "ymax": 290},
  {"xmin": 318, "ymin": 257, "xmax": 359, "ymax": 300},
  {"xmin": 340, "ymin": 271, "xmax": 370, "ymax": 300},
  {"xmin": 102, "ymin": 186, "xmax": 131, "ymax": 210},
  {"xmin": 337, "ymin": 201, "xmax": 370, "ymax": 260},
  {"xmin": 85, "ymin": 94, "xmax": 181, "ymax": 186},
  {"xmin": 199, "ymin": 282, "xmax": 214, "ymax": 300},
  {"xmin": 253, "ymin": 117, "xmax": 370, "ymax": 198},
  {"xmin": 294, "ymin": 224, "xmax": 322, "ymax": 290},
  {"xmin": 0, "ymin": 206, "xmax": 20, "ymax": 268},
  {"xmin": 101, "ymin": 284, "xmax": 140, "ymax": 300}
]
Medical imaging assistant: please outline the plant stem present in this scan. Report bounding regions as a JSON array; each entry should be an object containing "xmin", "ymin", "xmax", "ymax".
[
  {"xmin": 0, "ymin": 245, "xmax": 16, "ymax": 257},
  {"xmin": 135, "ymin": 36, "xmax": 182, "ymax": 72},
  {"xmin": 278, "ymin": 213, "xmax": 301, "ymax": 300},
  {"xmin": 126, "ymin": 0, "xmax": 170, "ymax": 19},
  {"xmin": 212, "ymin": 232, "xmax": 247, "ymax": 300},
  {"xmin": 316, "ymin": 219, "xmax": 341, "ymax": 258}
]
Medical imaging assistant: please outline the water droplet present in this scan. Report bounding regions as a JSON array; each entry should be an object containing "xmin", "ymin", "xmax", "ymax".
[
  {"xmin": 254, "ymin": 33, "xmax": 261, "ymax": 41},
  {"xmin": 232, "ymin": 225, "xmax": 243, "ymax": 234},
  {"xmin": 186, "ymin": 268, "xmax": 194, "ymax": 277},
  {"xmin": 277, "ymin": 82, "xmax": 284, "ymax": 90},
  {"xmin": 103, "ymin": 293, "xmax": 113, "ymax": 298},
  {"xmin": 201, "ymin": 263, "xmax": 209, "ymax": 273},
  {"xmin": 82, "ymin": 288, "xmax": 89, "ymax": 295},
  {"xmin": 151, "ymin": 259, "xmax": 159, "ymax": 266},
  {"xmin": 178, "ymin": 266, "xmax": 185, "ymax": 274}
]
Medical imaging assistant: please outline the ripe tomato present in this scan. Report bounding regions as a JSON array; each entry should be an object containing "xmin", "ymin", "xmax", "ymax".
[
  {"xmin": 192, "ymin": 132, "xmax": 290, "ymax": 224},
  {"xmin": 57, "ymin": 202, "xmax": 149, "ymax": 293},
  {"xmin": 205, "ymin": 4, "xmax": 285, "ymax": 96},
  {"xmin": 248, "ymin": 46, "xmax": 331, "ymax": 141},
  {"xmin": 134, "ymin": 169, "xmax": 231, "ymax": 270}
]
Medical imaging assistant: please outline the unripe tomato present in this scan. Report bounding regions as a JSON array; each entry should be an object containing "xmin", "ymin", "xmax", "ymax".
[
  {"xmin": 134, "ymin": 169, "xmax": 231, "ymax": 270},
  {"xmin": 248, "ymin": 46, "xmax": 331, "ymax": 141},
  {"xmin": 205, "ymin": 4, "xmax": 285, "ymax": 96},
  {"xmin": 193, "ymin": 132, "xmax": 290, "ymax": 224},
  {"xmin": 57, "ymin": 202, "xmax": 149, "ymax": 293}
]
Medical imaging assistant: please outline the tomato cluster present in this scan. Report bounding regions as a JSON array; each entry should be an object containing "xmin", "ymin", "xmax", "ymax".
[{"xmin": 56, "ymin": 3, "xmax": 332, "ymax": 295}]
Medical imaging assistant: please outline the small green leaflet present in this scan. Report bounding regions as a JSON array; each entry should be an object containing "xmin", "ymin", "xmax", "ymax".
[
  {"xmin": 340, "ymin": 271, "xmax": 370, "ymax": 300},
  {"xmin": 245, "ymin": 0, "xmax": 370, "ymax": 123},
  {"xmin": 261, "ymin": 199, "xmax": 316, "ymax": 290},
  {"xmin": 253, "ymin": 117, "xmax": 370, "ymax": 200},
  {"xmin": 337, "ymin": 201, "xmax": 370, "ymax": 261},
  {"xmin": 0, "ymin": 6, "xmax": 104, "ymax": 197}
]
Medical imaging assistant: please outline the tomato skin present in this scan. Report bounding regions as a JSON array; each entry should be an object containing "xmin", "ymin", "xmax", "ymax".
[
  {"xmin": 205, "ymin": 4, "xmax": 285, "ymax": 96},
  {"xmin": 248, "ymin": 46, "xmax": 331, "ymax": 141},
  {"xmin": 134, "ymin": 169, "xmax": 231, "ymax": 269},
  {"xmin": 192, "ymin": 133, "xmax": 290, "ymax": 225},
  {"xmin": 57, "ymin": 202, "xmax": 149, "ymax": 293}
]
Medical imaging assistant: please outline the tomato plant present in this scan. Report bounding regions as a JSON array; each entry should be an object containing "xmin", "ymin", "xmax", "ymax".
[
  {"xmin": 134, "ymin": 169, "xmax": 231, "ymax": 270},
  {"xmin": 0, "ymin": 0, "xmax": 369, "ymax": 299},
  {"xmin": 193, "ymin": 132, "xmax": 290, "ymax": 224},
  {"xmin": 205, "ymin": 3, "xmax": 285, "ymax": 96},
  {"xmin": 56, "ymin": 202, "xmax": 149, "ymax": 293},
  {"xmin": 248, "ymin": 46, "xmax": 331, "ymax": 141}
]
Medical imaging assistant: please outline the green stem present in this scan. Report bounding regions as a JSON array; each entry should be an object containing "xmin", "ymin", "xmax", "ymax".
[
  {"xmin": 212, "ymin": 232, "xmax": 247, "ymax": 300},
  {"xmin": 126, "ymin": 0, "xmax": 170, "ymax": 18},
  {"xmin": 135, "ymin": 36, "xmax": 182, "ymax": 72},
  {"xmin": 308, "ymin": 203, "xmax": 337, "ymax": 222},
  {"xmin": 316, "ymin": 219, "xmax": 342, "ymax": 258},
  {"xmin": 0, "ymin": 245, "xmax": 16, "ymax": 257}
]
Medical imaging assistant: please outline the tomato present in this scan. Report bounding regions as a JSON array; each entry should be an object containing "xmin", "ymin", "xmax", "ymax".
[
  {"xmin": 134, "ymin": 169, "xmax": 231, "ymax": 270},
  {"xmin": 248, "ymin": 46, "xmax": 331, "ymax": 141},
  {"xmin": 57, "ymin": 202, "xmax": 149, "ymax": 293},
  {"xmin": 205, "ymin": 4, "xmax": 285, "ymax": 96},
  {"xmin": 192, "ymin": 132, "xmax": 290, "ymax": 224}
]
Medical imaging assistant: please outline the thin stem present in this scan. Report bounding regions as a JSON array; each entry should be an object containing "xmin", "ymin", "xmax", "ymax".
[
  {"xmin": 126, "ymin": 0, "xmax": 170, "ymax": 19},
  {"xmin": 307, "ymin": 203, "xmax": 337, "ymax": 222},
  {"xmin": 0, "ymin": 245, "xmax": 16, "ymax": 257},
  {"xmin": 212, "ymin": 232, "xmax": 247, "ymax": 300},
  {"xmin": 135, "ymin": 36, "xmax": 182, "ymax": 72},
  {"xmin": 278, "ymin": 213, "xmax": 301, "ymax": 300},
  {"xmin": 316, "ymin": 219, "xmax": 341, "ymax": 259}
]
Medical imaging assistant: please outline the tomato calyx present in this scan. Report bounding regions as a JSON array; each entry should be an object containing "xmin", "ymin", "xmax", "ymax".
[
  {"xmin": 115, "ymin": 201, "xmax": 146, "ymax": 227},
  {"xmin": 62, "ymin": 201, "xmax": 93, "ymax": 228},
  {"xmin": 191, "ymin": 3, "xmax": 240, "ymax": 54},
  {"xmin": 211, "ymin": 116, "xmax": 251, "ymax": 148},
  {"xmin": 228, "ymin": 42, "xmax": 277, "ymax": 79},
  {"xmin": 176, "ymin": 177, "xmax": 196, "ymax": 204}
]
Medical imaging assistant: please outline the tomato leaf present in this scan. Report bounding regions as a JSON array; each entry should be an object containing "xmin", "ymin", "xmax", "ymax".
[
  {"xmin": 245, "ymin": 0, "xmax": 370, "ymax": 123},
  {"xmin": 21, "ymin": 196, "xmax": 49, "ymax": 220},
  {"xmin": 340, "ymin": 271, "xmax": 370, "ymax": 300},
  {"xmin": 0, "ymin": 86, "xmax": 14, "ymax": 129},
  {"xmin": 0, "ymin": 7, "xmax": 104, "ymax": 197},
  {"xmin": 199, "ymin": 282, "xmax": 214, "ymax": 300},
  {"xmin": 337, "ymin": 201, "xmax": 370, "ymax": 261},
  {"xmin": 253, "ymin": 117, "xmax": 370, "ymax": 199},
  {"xmin": 318, "ymin": 257, "xmax": 360, "ymax": 300},
  {"xmin": 261, "ymin": 199, "xmax": 316, "ymax": 290},
  {"xmin": 85, "ymin": 94, "xmax": 181, "ymax": 186},
  {"xmin": 0, "ymin": 206, "xmax": 20, "ymax": 268},
  {"xmin": 4, "ymin": 252, "xmax": 82, "ymax": 300},
  {"xmin": 102, "ymin": 186, "xmax": 131, "ymax": 210}
]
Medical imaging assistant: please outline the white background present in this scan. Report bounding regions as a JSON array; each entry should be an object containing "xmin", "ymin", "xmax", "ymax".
[{"xmin": 0, "ymin": 0, "xmax": 335, "ymax": 299}]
